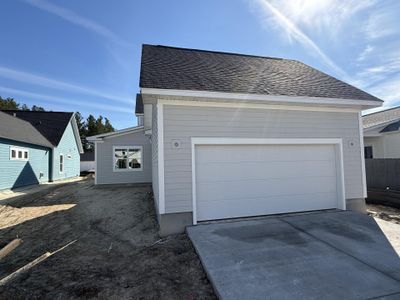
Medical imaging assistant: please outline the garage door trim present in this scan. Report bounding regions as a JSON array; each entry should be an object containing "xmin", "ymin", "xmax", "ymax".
[{"xmin": 191, "ymin": 138, "xmax": 346, "ymax": 224}]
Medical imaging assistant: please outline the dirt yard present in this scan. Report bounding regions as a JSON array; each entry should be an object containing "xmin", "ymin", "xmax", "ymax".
[
  {"xmin": 367, "ymin": 203, "xmax": 400, "ymax": 225},
  {"xmin": 0, "ymin": 177, "xmax": 216, "ymax": 299},
  {"xmin": 367, "ymin": 203, "xmax": 400, "ymax": 255}
]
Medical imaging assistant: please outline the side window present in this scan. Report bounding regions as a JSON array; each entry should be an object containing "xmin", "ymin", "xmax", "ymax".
[
  {"xmin": 60, "ymin": 154, "xmax": 64, "ymax": 173},
  {"xmin": 10, "ymin": 147, "xmax": 29, "ymax": 161},
  {"xmin": 364, "ymin": 146, "xmax": 373, "ymax": 159},
  {"xmin": 113, "ymin": 146, "xmax": 143, "ymax": 171}
]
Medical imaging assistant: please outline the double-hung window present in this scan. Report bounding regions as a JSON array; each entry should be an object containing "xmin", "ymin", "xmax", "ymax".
[{"xmin": 113, "ymin": 146, "xmax": 143, "ymax": 171}]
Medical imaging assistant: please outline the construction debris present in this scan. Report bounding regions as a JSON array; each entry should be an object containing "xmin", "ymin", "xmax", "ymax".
[
  {"xmin": 0, "ymin": 240, "xmax": 77, "ymax": 286},
  {"xmin": 0, "ymin": 239, "xmax": 22, "ymax": 261}
]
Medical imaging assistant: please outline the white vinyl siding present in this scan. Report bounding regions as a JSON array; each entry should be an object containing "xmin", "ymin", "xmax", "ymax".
[
  {"xmin": 95, "ymin": 129, "xmax": 152, "ymax": 185},
  {"xmin": 163, "ymin": 105, "xmax": 363, "ymax": 214}
]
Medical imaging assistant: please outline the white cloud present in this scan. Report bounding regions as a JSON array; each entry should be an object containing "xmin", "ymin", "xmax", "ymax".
[
  {"xmin": 357, "ymin": 45, "xmax": 374, "ymax": 62},
  {"xmin": 0, "ymin": 86, "xmax": 131, "ymax": 113},
  {"xmin": 250, "ymin": 0, "xmax": 347, "ymax": 78},
  {"xmin": 365, "ymin": 10, "xmax": 399, "ymax": 40},
  {"xmin": 23, "ymin": 0, "xmax": 130, "ymax": 47},
  {"xmin": 368, "ymin": 75, "xmax": 400, "ymax": 107},
  {"xmin": 257, "ymin": 0, "xmax": 376, "ymax": 36},
  {"xmin": 0, "ymin": 66, "xmax": 132, "ymax": 104}
]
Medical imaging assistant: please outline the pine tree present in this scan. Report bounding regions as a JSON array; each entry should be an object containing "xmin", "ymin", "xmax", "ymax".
[
  {"xmin": 104, "ymin": 118, "xmax": 114, "ymax": 133},
  {"xmin": 0, "ymin": 97, "xmax": 20, "ymax": 110},
  {"xmin": 86, "ymin": 115, "xmax": 97, "ymax": 137}
]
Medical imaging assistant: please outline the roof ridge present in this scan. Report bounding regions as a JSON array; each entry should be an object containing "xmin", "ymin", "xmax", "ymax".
[{"xmin": 143, "ymin": 44, "xmax": 289, "ymax": 61}]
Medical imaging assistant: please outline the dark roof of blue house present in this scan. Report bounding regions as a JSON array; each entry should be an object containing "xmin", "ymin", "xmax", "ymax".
[
  {"xmin": 2, "ymin": 111, "xmax": 74, "ymax": 146},
  {"xmin": 140, "ymin": 44, "xmax": 383, "ymax": 102},
  {"xmin": 0, "ymin": 111, "xmax": 53, "ymax": 148}
]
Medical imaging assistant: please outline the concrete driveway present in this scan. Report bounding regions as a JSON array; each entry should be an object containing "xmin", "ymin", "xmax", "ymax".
[{"xmin": 187, "ymin": 211, "xmax": 400, "ymax": 300}]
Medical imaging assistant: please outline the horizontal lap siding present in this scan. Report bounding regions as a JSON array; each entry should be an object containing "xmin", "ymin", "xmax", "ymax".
[
  {"xmin": 96, "ymin": 130, "xmax": 152, "ymax": 184},
  {"xmin": 52, "ymin": 122, "xmax": 80, "ymax": 181},
  {"xmin": 163, "ymin": 105, "xmax": 362, "ymax": 213},
  {"xmin": 0, "ymin": 138, "xmax": 50, "ymax": 190}
]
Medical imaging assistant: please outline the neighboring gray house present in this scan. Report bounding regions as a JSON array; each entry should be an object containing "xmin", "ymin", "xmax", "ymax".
[
  {"xmin": 80, "ymin": 151, "xmax": 95, "ymax": 173},
  {"xmin": 0, "ymin": 110, "xmax": 83, "ymax": 190},
  {"xmin": 88, "ymin": 126, "xmax": 152, "ymax": 185},
  {"xmin": 363, "ymin": 107, "xmax": 400, "ymax": 158},
  {"xmin": 91, "ymin": 45, "xmax": 383, "ymax": 235}
]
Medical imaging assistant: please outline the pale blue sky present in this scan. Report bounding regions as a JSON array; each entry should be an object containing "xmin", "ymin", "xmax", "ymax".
[{"xmin": 1, "ymin": 0, "xmax": 399, "ymax": 129}]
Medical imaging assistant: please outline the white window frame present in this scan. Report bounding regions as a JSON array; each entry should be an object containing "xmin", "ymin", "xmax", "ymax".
[
  {"xmin": 59, "ymin": 154, "xmax": 64, "ymax": 174},
  {"xmin": 113, "ymin": 146, "xmax": 143, "ymax": 172},
  {"xmin": 10, "ymin": 146, "xmax": 29, "ymax": 161}
]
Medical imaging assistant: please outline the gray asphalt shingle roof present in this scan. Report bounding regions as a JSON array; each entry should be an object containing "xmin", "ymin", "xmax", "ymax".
[
  {"xmin": 0, "ymin": 111, "xmax": 53, "ymax": 148},
  {"xmin": 2, "ymin": 111, "xmax": 74, "ymax": 146},
  {"xmin": 140, "ymin": 45, "xmax": 383, "ymax": 102},
  {"xmin": 363, "ymin": 107, "xmax": 400, "ymax": 129}
]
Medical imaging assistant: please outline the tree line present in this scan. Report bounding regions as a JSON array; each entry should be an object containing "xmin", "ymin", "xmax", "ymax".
[{"xmin": 1, "ymin": 96, "xmax": 115, "ymax": 150}]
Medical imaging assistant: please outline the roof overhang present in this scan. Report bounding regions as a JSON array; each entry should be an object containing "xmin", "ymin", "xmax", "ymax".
[
  {"xmin": 87, "ymin": 126, "xmax": 144, "ymax": 141},
  {"xmin": 141, "ymin": 88, "xmax": 383, "ymax": 110}
]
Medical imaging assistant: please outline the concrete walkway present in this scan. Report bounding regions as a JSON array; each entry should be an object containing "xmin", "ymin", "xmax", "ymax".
[
  {"xmin": 187, "ymin": 211, "xmax": 400, "ymax": 300},
  {"xmin": 0, "ymin": 176, "xmax": 86, "ymax": 204}
]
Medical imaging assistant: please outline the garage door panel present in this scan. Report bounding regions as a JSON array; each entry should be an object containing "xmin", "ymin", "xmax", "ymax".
[
  {"xmin": 196, "ymin": 144, "xmax": 335, "ymax": 163},
  {"xmin": 197, "ymin": 160, "xmax": 337, "ymax": 182},
  {"xmin": 197, "ymin": 192, "xmax": 338, "ymax": 221},
  {"xmin": 197, "ymin": 176, "xmax": 337, "ymax": 202},
  {"xmin": 195, "ymin": 144, "xmax": 340, "ymax": 221}
]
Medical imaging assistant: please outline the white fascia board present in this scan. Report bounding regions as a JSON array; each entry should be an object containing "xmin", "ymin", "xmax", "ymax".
[
  {"xmin": 70, "ymin": 113, "xmax": 84, "ymax": 154},
  {"xmin": 141, "ymin": 88, "xmax": 383, "ymax": 109},
  {"xmin": 87, "ymin": 126, "xmax": 144, "ymax": 141}
]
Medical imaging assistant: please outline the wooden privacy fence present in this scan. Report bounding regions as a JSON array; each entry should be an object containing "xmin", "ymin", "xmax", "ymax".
[{"xmin": 365, "ymin": 159, "xmax": 400, "ymax": 190}]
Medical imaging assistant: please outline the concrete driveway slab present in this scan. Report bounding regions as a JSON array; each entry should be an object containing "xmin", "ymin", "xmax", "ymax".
[{"xmin": 187, "ymin": 211, "xmax": 400, "ymax": 300}]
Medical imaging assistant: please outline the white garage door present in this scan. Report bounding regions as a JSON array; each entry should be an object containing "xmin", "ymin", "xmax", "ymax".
[{"xmin": 195, "ymin": 144, "xmax": 341, "ymax": 221}]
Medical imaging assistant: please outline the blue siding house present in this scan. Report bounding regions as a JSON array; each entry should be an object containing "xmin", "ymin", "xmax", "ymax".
[{"xmin": 0, "ymin": 110, "xmax": 83, "ymax": 190}]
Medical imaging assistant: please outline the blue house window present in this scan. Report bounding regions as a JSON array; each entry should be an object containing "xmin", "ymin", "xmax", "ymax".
[
  {"xmin": 10, "ymin": 147, "xmax": 29, "ymax": 161},
  {"xmin": 59, "ymin": 154, "xmax": 64, "ymax": 173}
]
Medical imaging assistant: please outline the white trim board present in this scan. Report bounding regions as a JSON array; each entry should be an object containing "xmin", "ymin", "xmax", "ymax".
[
  {"xmin": 156, "ymin": 99, "xmax": 361, "ymax": 113},
  {"xmin": 358, "ymin": 113, "xmax": 368, "ymax": 198},
  {"xmin": 142, "ymin": 88, "xmax": 382, "ymax": 109},
  {"xmin": 157, "ymin": 103, "xmax": 166, "ymax": 214},
  {"xmin": 94, "ymin": 141, "xmax": 98, "ymax": 185},
  {"xmin": 191, "ymin": 137, "xmax": 346, "ymax": 225}
]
